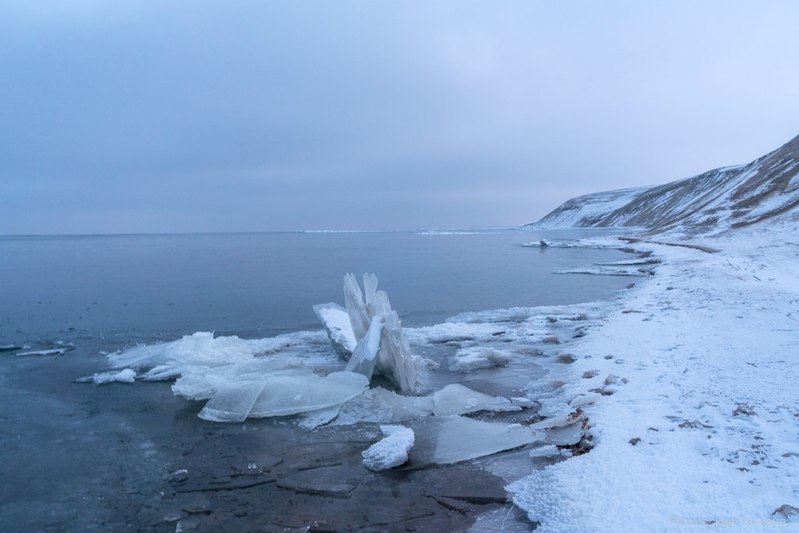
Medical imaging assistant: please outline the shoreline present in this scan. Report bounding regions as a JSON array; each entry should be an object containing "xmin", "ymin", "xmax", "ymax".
[{"xmin": 510, "ymin": 231, "xmax": 799, "ymax": 530}]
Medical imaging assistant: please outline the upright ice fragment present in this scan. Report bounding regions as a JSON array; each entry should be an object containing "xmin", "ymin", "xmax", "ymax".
[
  {"xmin": 376, "ymin": 311, "xmax": 417, "ymax": 393},
  {"xmin": 346, "ymin": 315, "xmax": 384, "ymax": 379},
  {"xmin": 321, "ymin": 273, "xmax": 418, "ymax": 393},
  {"xmin": 313, "ymin": 303, "xmax": 357, "ymax": 359},
  {"xmin": 343, "ymin": 273, "xmax": 370, "ymax": 340}
]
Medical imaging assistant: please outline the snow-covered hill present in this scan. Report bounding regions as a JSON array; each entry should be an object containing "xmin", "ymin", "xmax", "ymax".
[{"xmin": 528, "ymin": 133, "xmax": 799, "ymax": 235}]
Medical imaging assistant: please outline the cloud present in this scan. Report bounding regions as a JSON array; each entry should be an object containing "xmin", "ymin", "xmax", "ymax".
[{"xmin": 1, "ymin": 1, "xmax": 799, "ymax": 233}]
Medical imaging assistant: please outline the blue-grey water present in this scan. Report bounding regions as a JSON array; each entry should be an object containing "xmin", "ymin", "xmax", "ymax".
[
  {"xmin": 0, "ymin": 229, "xmax": 636, "ymax": 530},
  {"xmin": 0, "ymin": 229, "xmax": 630, "ymax": 343}
]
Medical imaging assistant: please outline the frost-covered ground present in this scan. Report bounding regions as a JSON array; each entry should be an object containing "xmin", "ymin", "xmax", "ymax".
[{"xmin": 510, "ymin": 227, "xmax": 799, "ymax": 531}]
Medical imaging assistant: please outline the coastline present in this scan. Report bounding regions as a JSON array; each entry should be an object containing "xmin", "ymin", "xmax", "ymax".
[{"xmin": 509, "ymin": 229, "xmax": 799, "ymax": 531}]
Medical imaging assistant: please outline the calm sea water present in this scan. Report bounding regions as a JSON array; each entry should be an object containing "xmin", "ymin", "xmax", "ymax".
[{"xmin": 0, "ymin": 230, "xmax": 631, "ymax": 343}]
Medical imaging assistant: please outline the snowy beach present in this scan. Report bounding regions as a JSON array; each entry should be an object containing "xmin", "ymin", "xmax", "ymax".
[{"xmin": 511, "ymin": 227, "xmax": 799, "ymax": 531}]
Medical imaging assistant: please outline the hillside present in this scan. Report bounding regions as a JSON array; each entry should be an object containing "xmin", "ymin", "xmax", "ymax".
[{"xmin": 528, "ymin": 133, "xmax": 799, "ymax": 235}]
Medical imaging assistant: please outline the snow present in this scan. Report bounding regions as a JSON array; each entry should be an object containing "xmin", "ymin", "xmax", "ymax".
[
  {"xmin": 508, "ymin": 230, "xmax": 799, "ymax": 531},
  {"xmin": 361, "ymin": 425, "xmax": 415, "ymax": 471},
  {"xmin": 528, "ymin": 187, "xmax": 647, "ymax": 229}
]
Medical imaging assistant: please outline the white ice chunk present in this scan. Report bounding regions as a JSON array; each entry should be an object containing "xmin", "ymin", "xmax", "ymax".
[
  {"xmin": 432, "ymin": 384, "xmax": 521, "ymax": 416},
  {"xmin": 345, "ymin": 314, "xmax": 384, "ymax": 379},
  {"xmin": 198, "ymin": 379, "xmax": 266, "ymax": 423},
  {"xmin": 248, "ymin": 371, "xmax": 368, "ymax": 418},
  {"xmin": 362, "ymin": 425, "xmax": 415, "ymax": 471},
  {"xmin": 410, "ymin": 416, "xmax": 539, "ymax": 465},
  {"xmin": 313, "ymin": 303, "xmax": 357, "ymax": 359},
  {"xmin": 343, "ymin": 273, "xmax": 370, "ymax": 340},
  {"xmin": 448, "ymin": 347, "xmax": 512, "ymax": 372},
  {"xmin": 76, "ymin": 368, "xmax": 137, "ymax": 384}
]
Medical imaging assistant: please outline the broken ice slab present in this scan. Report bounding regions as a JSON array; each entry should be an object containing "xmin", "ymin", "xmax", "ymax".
[
  {"xmin": 248, "ymin": 371, "xmax": 368, "ymax": 418},
  {"xmin": 375, "ymin": 311, "xmax": 417, "ymax": 393},
  {"xmin": 345, "ymin": 314, "xmax": 384, "ymax": 379},
  {"xmin": 172, "ymin": 374, "xmax": 216, "ymax": 401},
  {"xmin": 198, "ymin": 380, "xmax": 266, "ymax": 423},
  {"xmin": 409, "ymin": 416, "xmax": 540, "ymax": 466},
  {"xmin": 362, "ymin": 425, "xmax": 415, "ymax": 471},
  {"xmin": 75, "ymin": 368, "xmax": 137, "ymax": 385},
  {"xmin": 432, "ymin": 384, "xmax": 521, "ymax": 417},
  {"xmin": 313, "ymin": 303, "xmax": 356, "ymax": 359},
  {"xmin": 335, "ymin": 387, "xmax": 435, "ymax": 425}
]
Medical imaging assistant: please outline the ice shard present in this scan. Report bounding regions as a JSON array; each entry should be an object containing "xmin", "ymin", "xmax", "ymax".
[
  {"xmin": 409, "ymin": 416, "xmax": 540, "ymax": 465},
  {"xmin": 248, "ymin": 371, "xmax": 368, "ymax": 418},
  {"xmin": 313, "ymin": 303, "xmax": 357, "ymax": 359},
  {"xmin": 345, "ymin": 315, "xmax": 384, "ymax": 379},
  {"xmin": 343, "ymin": 273, "xmax": 370, "ymax": 340},
  {"xmin": 375, "ymin": 311, "xmax": 417, "ymax": 393},
  {"xmin": 432, "ymin": 383, "xmax": 521, "ymax": 416},
  {"xmin": 198, "ymin": 379, "xmax": 266, "ymax": 423}
]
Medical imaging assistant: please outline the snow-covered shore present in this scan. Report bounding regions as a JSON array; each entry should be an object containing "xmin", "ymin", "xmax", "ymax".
[{"xmin": 510, "ymin": 228, "xmax": 799, "ymax": 531}]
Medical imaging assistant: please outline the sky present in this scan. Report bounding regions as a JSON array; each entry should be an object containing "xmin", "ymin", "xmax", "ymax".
[{"xmin": 1, "ymin": 1, "xmax": 799, "ymax": 234}]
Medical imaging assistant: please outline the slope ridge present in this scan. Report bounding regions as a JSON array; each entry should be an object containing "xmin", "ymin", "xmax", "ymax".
[{"xmin": 528, "ymin": 133, "xmax": 799, "ymax": 235}]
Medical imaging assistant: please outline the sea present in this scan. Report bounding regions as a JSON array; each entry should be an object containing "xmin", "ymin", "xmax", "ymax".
[
  {"xmin": 0, "ymin": 229, "xmax": 631, "ymax": 344},
  {"xmin": 0, "ymin": 228, "xmax": 634, "ymax": 531}
]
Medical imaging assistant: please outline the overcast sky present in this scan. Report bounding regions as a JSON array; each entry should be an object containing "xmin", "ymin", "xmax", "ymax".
[{"xmin": 2, "ymin": 1, "xmax": 798, "ymax": 234}]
